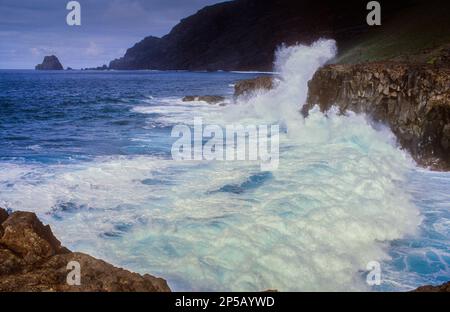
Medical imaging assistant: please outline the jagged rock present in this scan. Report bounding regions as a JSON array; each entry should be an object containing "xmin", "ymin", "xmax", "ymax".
[
  {"xmin": 0, "ymin": 208, "xmax": 170, "ymax": 292},
  {"xmin": 413, "ymin": 281, "xmax": 450, "ymax": 292},
  {"xmin": 304, "ymin": 63, "xmax": 450, "ymax": 171},
  {"xmin": 182, "ymin": 95, "xmax": 225, "ymax": 104},
  {"xmin": 0, "ymin": 211, "xmax": 68, "ymax": 264},
  {"xmin": 35, "ymin": 55, "xmax": 63, "ymax": 71},
  {"xmin": 234, "ymin": 77, "xmax": 275, "ymax": 98},
  {"xmin": 0, "ymin": 209, "xmax": 8, "ymax": 223},
  {"xmin": 232, "ymin": 62, "xmax": 450, "ymax": 170}
]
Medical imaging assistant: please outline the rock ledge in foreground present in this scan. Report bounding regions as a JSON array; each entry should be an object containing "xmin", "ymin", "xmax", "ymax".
[{"xmin": 0, "ymin": 207, "xmax": 170, "ymax": 292}]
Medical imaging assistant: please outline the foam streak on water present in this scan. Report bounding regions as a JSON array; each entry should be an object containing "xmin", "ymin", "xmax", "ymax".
[{"xmin": 0, "ymin": 40, "xmax": 448, "ymax": 291}]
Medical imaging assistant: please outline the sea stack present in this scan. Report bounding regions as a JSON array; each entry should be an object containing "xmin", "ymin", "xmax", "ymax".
[{"xmin": 35, "ymin": 55, "xmax": 63, "ymax": 70}]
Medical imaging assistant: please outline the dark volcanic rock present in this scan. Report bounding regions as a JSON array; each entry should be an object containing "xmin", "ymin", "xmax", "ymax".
[
  {"xmin": 0, "ymin": 209, "xmax": 8, "ymax": 223},
  {"xmin": 234, "ymin": 76, "xmax": 275, "ymax": 98},
  {"xmin": 35, "ymin": 55, "xmax": 63, "ymax": 71},
  {"xmin": 109, "ymin": 0, "xmax": 414, "ymax": 71},
  {"xmin": 304, "ymin": 63, "xmax": 450, "ymax": 170},
  {"xmin": 0, "ymin": 207, "xmax": 170, "ymax": 292},
  {"xmin": 232, "ymin": 61, "xmax": 450, "ymax": 171},
  {"xmin": 182, "ymin": 95, "xmax": 225, "ymax": 104}
]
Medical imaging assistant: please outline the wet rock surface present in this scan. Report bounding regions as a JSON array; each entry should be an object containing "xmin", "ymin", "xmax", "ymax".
[
  {"xmin": 304, "ymin": 63, "xmax": 450, "ymax": 170},
  {"xmin": 0, "ymin": 208, "xmax": 170, "ymax": 292},
  {"xmin": 233, "ymin": 63, "xmax": 449, "ymax": 170},
  {"xmin": 234, "ymin": 76, "xmax": 275, "ymax": 99}
]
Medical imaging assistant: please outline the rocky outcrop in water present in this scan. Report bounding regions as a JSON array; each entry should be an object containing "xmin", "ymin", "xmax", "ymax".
[
  {"xmin": 35, "ymin": 55, "xmax": 63, "ymax": 71},
  {"xmin": 304, "ymin": 63, "xmax": 450, "ymax": 170},
  {"xmin": 182, "ymin": 95, "xmax": 226, "ymax": 105},
  {"xmin": 0, "ymin": 207, "xmax": 170, "ymax": 292},
  {"xmin": 234, "ymin": 76, "xmax": 274, "ymax": 99}
]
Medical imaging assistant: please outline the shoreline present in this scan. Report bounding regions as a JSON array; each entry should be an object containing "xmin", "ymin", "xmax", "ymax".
[
  {"xmin": 1, "ymin": 207, "xmax": 447, "ymax": 292},
  {"xmin": 233, "ymin": 61, "xmax": 450, "ymax": 172}
]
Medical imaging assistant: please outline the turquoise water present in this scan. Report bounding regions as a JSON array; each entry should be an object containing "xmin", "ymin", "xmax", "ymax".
[{"xmin": 0, "ymin": 41, "xmax": 449, "ymax": 291}]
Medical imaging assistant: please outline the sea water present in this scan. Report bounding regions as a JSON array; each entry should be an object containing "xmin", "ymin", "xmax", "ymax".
[{"xmin": 0, "ymin": 40, "xmax": 449, "ymax": 291}]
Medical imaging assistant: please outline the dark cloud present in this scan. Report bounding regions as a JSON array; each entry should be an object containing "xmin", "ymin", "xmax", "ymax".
[{"xmin": 0, "ymin": 0, "xmax": 225, "ymax": 69}]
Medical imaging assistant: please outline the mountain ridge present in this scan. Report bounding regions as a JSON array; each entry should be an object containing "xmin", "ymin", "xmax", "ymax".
[{"xmin": 109, "ymin": 0, "xmax": 418, "ymax": 71}]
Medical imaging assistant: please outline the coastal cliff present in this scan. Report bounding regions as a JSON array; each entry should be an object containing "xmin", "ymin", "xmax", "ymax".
[
  {"xmin": 234, "ymin": 60, "xmax": 450, "ymax": 171},
  {"xmin": 109, "ymin": 0, "xmax": 414, "ymax": 71},
  {"xmin": 304, "ymin": 62, "xmax": 450, "ymax": 170},
  {"xmin": 0, "ymin": 208, "xmax": 170, "ymax": 292}
]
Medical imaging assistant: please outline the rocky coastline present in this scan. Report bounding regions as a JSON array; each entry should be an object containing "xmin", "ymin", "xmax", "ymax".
[
  {"xmin": 0, "ymin": 207, "xmax": 170, "ymax": 292},
  {"xmin": 234, "ymin": 61, "xmax": 450, "ymax": 171},
  {"xmin": 1, "ymin": 207, "xmax": 448, "ymax": 292},
  {"xmin": 304, "ymin": 62, "xmax": 450, "ymax": 171}
]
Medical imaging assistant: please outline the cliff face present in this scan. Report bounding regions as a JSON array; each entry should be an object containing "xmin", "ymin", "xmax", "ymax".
[
  {"xmin": 35, "ymin": 55, "xmax": 63, "ymax": 71},
  {"xmin": 304, "ymin": 63, "xmax": 450, "ymax": 170},
  {"xmin": 232, "ymin": 59, "xmax": 450, "ymax": 171},
  {"xmin": 0, "ymin": 208, "xmax": 170, "ymax": 292},
  {"xmin": 109, "ymin": 0, "xmax": 414, "ymax": 71}
]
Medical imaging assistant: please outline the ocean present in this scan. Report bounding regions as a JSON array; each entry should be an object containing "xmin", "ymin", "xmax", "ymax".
[{"xmin": 0, "ymin": 40, "xmax": 449, "ymax": 291}]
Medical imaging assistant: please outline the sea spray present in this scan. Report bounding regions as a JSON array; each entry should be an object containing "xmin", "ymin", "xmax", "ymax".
[
  {"xmin": 0, "ymin": 40, "xmax": 424, "ymax": 291},
  {"xmin": 221, "ymin": 40, "xmax": 337, "ymax": 135}
]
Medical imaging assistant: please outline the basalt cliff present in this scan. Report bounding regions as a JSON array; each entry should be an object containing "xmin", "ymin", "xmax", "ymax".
[
  {"xmin": 234, "ymin": 47, "xmax": 450, "ymax": 171},
  {"xmin": 0, "ymin": 208, "xmax": 170, "ymax": 292},
  {"xmin": 304, "ymin": 62, "xmax": 450, "ymax": 170}
]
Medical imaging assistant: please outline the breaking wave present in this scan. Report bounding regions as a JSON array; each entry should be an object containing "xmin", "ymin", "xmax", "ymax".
[{"xmin": 2, "ymin": 39, "xmax": 444, "ymax": 291}]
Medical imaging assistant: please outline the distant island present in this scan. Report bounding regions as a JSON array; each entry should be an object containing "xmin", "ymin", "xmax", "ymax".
[{"xmin": 35, "ymin": 55, "xmax": 63, "ymax": 70}]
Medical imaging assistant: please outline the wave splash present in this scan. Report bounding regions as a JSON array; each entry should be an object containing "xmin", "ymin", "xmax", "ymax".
[{"xmin": 0, "ymin": 40, "xmax": 423, "ymax": 291}]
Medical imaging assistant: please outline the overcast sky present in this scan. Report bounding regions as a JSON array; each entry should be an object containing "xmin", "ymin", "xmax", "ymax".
[{"xmin": 0, "ymin": 0, "xmax": 225, "ymax": 69}]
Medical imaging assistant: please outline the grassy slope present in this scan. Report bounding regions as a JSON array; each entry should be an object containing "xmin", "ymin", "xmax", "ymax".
[{"xmin": 334, "ymin": 0, "xmax": 450, "ymax": 64}]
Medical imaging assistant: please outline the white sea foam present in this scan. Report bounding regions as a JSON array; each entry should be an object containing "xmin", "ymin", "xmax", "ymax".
[
  {"xmin": 132, "ymin": 96, "xmax": 226, "ymax": 126},
  {"xmin": 0, "ymin": 39, "xmax": 437, "ymax": 291}
]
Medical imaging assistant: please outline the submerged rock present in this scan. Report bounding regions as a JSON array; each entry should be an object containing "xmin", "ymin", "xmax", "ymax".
[
  {"xmin": 35, "ymin": 55, "xmax": 64, "ymax": 71},
  {"xmin": 0, "ymin": 207, "xmax": 170, "ymax": 292},
  {"xmin": 182, "ymin": 95, "xmax": 226, "ymax": 105}
]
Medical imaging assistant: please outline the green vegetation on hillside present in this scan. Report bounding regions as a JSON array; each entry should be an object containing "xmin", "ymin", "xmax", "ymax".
[{"xmin": 335, "ymin": 0, "xmax": 450, "ymax": 64}]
